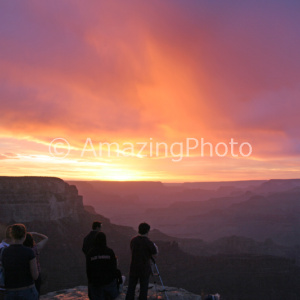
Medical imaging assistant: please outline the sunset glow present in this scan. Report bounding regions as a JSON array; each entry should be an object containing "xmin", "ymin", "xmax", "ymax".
[{"xmin": 1, "ymin": 1, "xmax": 300, "ymax": 182}]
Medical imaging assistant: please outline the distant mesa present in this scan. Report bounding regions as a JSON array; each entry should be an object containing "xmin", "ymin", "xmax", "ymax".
[{"xmin": 255, "ymin": 178, "xmax": 300, "ymax": 194}]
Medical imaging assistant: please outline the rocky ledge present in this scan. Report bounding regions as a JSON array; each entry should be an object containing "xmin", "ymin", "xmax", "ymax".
[{"xmin": 40, "ymin": 285, "xmax": 214, "ymax": 300}]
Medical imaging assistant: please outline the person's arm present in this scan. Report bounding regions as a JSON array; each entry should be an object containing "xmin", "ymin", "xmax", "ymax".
[
  {"xmin": 30, "ymin": 232, "xmax": 49, "ymax": 251},
  {"xmin": 30, "ymin": 257, "xmax": 39, "ymax": 280},
  {"xmin": 148, "ymin": 239, "xmax": 158, "ymax": 256}
]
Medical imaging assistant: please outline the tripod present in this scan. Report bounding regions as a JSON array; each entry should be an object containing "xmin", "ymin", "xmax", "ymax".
[{"xmin": 151, "ymin": 257, "xmax": 170, "ymax": 300}]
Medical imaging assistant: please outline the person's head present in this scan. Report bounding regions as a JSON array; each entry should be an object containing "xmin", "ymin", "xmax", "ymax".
[
  {"xmin": 138, "ymin": 222, "xmax": 150, "ymax": 235},
  {"xmin": 23, "ymin": 233, "xmax": 35, "ymax": 248},
  {"xmin": 5, "ymin": 225, "xmax": 12, "ymax": 241},
  {"xmin": 94, "ymin": 232, "xmax": 107, "ymax": 248},
  {"xmin": 10, "ymin": 224, "xmax": 27, "ymax": 242},
  {"xmin": 92, "ymin": 221, "xmax": 102, "ymax": 231}
]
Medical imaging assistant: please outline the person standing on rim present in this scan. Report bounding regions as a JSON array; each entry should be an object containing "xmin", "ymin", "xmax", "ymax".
[
  {"xmin": 86, "ymin": 232, "xmax": 120, "ymax": 300},
  {"xmin": 2, "ymin": 224, "xmax": 39, "ymax": 300},
  {"xmin": 82, "ymin": 221, "xmax": 102, "ymax": 299},
  {"xmin": 125, "ymin": 222, "xmax": 158, "ymax": 300},
  {"xmin": 82, "ymin": 221, "xmax": 102, "ymax": 255}
]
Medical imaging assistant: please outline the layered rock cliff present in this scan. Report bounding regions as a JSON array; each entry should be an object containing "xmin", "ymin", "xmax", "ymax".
[{"xmin": 0, "ymin": 176, "xmax": 83, "ymax": 223}]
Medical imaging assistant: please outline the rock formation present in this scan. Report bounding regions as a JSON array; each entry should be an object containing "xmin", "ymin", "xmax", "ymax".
[{"xmin": 0, "ymin": 177, "xmax": 83, "ymax": 223}]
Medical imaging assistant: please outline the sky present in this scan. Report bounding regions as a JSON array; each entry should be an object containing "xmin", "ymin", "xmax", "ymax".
[{"xmin": 0, "ymin": 0, "xmax": 300, "ymax": 182}]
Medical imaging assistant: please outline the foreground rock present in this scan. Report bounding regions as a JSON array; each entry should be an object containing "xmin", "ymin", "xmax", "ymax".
[{"xmin": 40, "ymin": 285, "xmax": 205, "ymax": 300}]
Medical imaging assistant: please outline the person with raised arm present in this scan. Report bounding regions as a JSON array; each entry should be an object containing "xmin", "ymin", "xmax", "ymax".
[{"xmin": 23, "ymin": 231, "xmax": 48, "ymax": 297}]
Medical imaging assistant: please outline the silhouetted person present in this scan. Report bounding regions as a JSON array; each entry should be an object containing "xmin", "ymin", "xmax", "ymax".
[
  {"xmin": 83, "ymin": 221, "xmax": 102, "ymax": 299},
  {"xmin": 86, "ymin": 232, "xmax": 120, "ymax": 300},
  {"xmin": 82, "ymin": 221, "xmax": 102, "ymax": 255},
  {"xmin": 23, "ymin": 232, "xmax": 48, "ymax": 298},
  {"xmin": 125, "ymin": 222, "xmax": 158, "ymax": 300},
  {"xmin": 2, "ymin": 224, "xmax": 39, "ymax": 300}
]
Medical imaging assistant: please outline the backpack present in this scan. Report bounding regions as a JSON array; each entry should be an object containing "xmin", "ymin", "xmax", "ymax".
[{"xmin": 0, "ymin": 246, "xmax": 7, "ymax": 287}]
